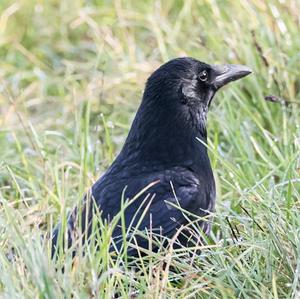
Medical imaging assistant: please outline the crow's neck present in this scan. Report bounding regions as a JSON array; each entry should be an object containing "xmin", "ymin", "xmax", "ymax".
[{"xmin": 119, "ymin": 100, "xmax": 211, "ymax": 174}]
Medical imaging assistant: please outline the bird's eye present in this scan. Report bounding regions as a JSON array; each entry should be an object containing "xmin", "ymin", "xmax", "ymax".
[{"xmin": 198, "ymin": 70, "xmax": 208, "ymax": 81}]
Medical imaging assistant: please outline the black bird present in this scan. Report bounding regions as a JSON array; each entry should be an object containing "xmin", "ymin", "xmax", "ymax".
[{"xmin": 52, "ymin": 57, "xmax": 251, "ymax": 256}]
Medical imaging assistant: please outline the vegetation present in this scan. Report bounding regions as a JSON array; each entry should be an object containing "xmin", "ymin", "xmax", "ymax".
[{"xmin": 0, "ymin": 0, "xmax": 299, "ymax": 298}]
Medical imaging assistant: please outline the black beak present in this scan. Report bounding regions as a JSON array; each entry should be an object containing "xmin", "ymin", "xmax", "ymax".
[{"xmin": 212, "ymin": 64, "xmax": 252, "ymax": 90}]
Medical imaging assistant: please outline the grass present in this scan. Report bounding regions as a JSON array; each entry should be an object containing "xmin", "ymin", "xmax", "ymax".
[{"xmin": 0, "ymin": 0, "xmax": 299, "ymax": 298}]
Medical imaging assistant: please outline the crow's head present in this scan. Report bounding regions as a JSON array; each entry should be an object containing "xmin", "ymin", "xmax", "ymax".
[
  {"xmin": 144, "ymin": 57, "xmax": 252, "ymax": 113},
  {"xmin": 124, "ymin": 57, "xmax": 252, "ymax": 163}
]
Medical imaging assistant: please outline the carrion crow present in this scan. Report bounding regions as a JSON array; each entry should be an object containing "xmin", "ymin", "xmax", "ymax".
[{"xmin": 52, "ymin": 57, "xmax": 251, "ymax": 257}]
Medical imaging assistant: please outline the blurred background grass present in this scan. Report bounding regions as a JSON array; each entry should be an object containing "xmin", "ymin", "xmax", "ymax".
[{"xmin": 0, "ymin": 0, "xmax": 299, "ymax": 298}]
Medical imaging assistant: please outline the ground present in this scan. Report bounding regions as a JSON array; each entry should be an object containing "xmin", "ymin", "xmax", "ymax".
[{"xmin": 0, "ymin": 0, "xmax": 299, "ymax": 298}]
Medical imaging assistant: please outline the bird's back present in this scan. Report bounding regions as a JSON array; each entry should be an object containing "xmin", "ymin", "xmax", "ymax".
[{"xmin": 52, "ymin": 157, "xmax": 215, "ymax": 256}]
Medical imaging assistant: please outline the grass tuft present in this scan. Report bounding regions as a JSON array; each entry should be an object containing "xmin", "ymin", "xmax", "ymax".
[{"xmin": 0, "ymin": 0, "xmax": 299, "ymax": 297}]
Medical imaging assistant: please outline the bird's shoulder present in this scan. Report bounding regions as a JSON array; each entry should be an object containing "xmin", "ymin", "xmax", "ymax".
[
  {"xmin": 91, "ymin": 164, "xmax": 214, "ymax": 215},
  {"xmin": 93, "ymin": 164, "xmax": 201, "ymax": 196}
]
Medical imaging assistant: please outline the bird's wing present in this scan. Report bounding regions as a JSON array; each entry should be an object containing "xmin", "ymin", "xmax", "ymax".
[
  {"xmin": 93, "ymin": 167, "xmax": 215, "ymax": 253},
  {"xmin": 53, "ymin": 167, "xmax": 215, "ymax": 256}
]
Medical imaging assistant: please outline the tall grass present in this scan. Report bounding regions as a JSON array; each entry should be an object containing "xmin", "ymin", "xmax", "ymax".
[{"xmin": 0, "ymin": 0, "xmax": 299, "ymax": 298}]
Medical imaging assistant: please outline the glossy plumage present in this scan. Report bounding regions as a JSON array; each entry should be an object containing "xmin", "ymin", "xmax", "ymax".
[{"xmin": 52, "ymin": 57, "xmax": 251, "ymax": 256}]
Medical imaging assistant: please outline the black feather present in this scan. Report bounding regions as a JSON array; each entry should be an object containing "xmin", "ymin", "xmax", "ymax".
[{"xmin": 51, "ymin": 57, "xmax": 251, "ymax": 257}]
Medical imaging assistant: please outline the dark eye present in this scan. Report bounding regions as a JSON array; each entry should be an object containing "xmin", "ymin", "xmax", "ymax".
[{"xmin": 198, "ymin": 70, "xmax": 208, "ymax": 81}]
